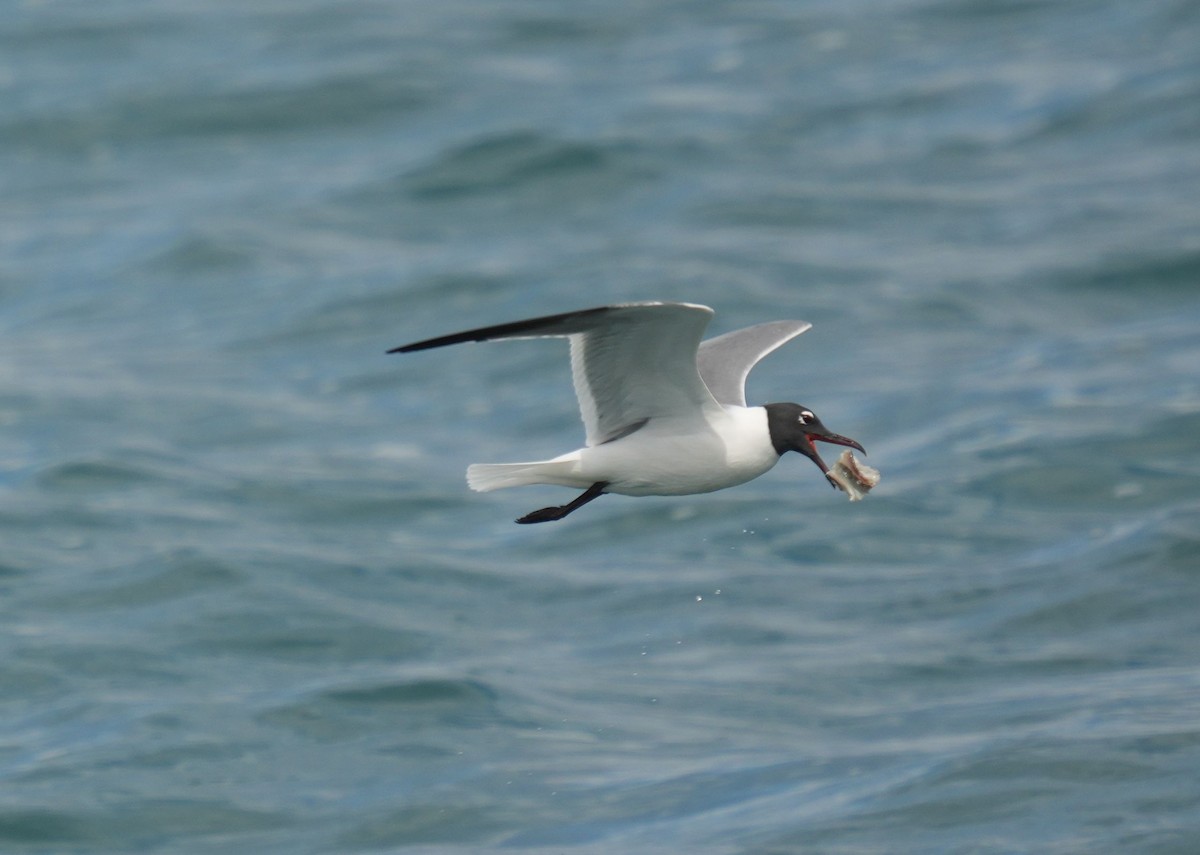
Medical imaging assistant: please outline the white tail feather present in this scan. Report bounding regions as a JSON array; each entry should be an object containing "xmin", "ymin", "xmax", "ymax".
[{"xmin": 466, "ymin": 458, "xmax": 582, "ymax": 492}]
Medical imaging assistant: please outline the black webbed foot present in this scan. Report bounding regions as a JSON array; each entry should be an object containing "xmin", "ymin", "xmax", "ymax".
[{"xmin": 515, "ymin": 505, "xmax": 571, "ymax": 524}]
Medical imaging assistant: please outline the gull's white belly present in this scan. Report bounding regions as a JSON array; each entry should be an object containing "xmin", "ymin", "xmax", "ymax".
[{"xmin": 576, "ymin": 406, "xmax": 779, "ymax": 496}]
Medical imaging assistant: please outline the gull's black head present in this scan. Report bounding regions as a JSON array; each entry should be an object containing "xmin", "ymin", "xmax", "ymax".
[{"xmin": 764, "ymin": 402, "xmax": 865, "ymax": 483}]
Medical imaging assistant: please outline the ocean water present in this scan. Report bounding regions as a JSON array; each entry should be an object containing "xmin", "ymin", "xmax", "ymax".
[{"xmin": 3, "ymin": 0, "xmax": 1200, "ymax": 852}]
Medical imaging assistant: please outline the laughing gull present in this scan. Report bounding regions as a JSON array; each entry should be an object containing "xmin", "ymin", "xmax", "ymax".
[{"xmin": 390, "ymin": 301, "xmax": 864, "ymax": 524}]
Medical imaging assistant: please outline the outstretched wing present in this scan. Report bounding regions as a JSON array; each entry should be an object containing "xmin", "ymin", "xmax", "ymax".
[
  {"xmin": 696, "ymin": 320, "xmax": 811, "ymax": 406},
  {"xmin": 392, "ymin": 302, "xmax": 722, "ymax": 446}
]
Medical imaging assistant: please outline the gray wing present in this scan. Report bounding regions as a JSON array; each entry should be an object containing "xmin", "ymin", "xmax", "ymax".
[
  {"xmin": 696, "ymin": 320, "xmax": 812, "ymax": 406},
  {"xmin": 392, "ymin": 301, "xmax": 722, "ymax": 446}
]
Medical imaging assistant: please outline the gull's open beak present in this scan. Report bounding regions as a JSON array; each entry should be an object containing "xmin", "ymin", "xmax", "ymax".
[
  {"xmin": 798, "ymin": 428, "xmax": 865, "ymax": 487},
  {"xmin": 809, "ymin": 429, "xmax": 865, "ymax": 455}
]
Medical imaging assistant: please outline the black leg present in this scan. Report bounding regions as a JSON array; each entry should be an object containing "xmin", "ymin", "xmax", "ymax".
[{"xmin": 515, "ymin": 481, "xmax": 609, "ymax": 525}]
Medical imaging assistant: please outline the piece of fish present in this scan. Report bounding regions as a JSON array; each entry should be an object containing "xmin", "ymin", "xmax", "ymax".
[{"xmin": 828, "ymin": 450, "xmax": 880, "ymax": 502}]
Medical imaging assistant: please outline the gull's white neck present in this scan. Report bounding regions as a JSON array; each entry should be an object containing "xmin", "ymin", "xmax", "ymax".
[{"xmin": 712, "ymin": 404, "xmax": 779, "ymax": 471}]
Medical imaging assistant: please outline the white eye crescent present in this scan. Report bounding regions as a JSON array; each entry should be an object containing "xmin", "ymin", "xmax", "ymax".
[{"xmin": 798, "ymin": 410, "xmax": 815, "ymax": 424}]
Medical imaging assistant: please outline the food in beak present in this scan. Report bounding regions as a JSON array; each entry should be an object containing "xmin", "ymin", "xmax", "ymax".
[{"xmin": 827, "ymin": 450, "xmax": 880, "ymax": 502}]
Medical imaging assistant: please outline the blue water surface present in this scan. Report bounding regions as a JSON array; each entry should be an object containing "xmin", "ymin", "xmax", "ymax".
[{"xmin": 3, "ymin": 1, "xmax": 1200, "ymax": 852}]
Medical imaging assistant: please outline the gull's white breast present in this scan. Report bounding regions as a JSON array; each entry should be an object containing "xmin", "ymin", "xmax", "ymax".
[{"xmin": 577, "ymin": 405, "xmax": 779, "ymax": 496}]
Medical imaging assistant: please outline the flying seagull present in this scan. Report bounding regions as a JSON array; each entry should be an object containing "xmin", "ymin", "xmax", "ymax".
[{"xmin": 390, "ymin": 301, "xmax": 864, "ymax": 524}]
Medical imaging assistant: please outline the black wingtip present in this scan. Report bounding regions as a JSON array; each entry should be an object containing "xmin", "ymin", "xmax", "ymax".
[{"xmin": 384, "ymin": 304, "xmax": 623, "ymax": 356}]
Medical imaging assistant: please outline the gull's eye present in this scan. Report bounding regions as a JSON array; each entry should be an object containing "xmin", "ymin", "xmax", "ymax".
[{"xmin": 798, "ymin": 410, "xmax": 815, "ymax": 424}]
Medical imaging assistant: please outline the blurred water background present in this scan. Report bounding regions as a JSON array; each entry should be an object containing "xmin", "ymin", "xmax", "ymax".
[{"xmin": 3, "ymin": 1, "xmax": 1200, "ymax": 852}]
